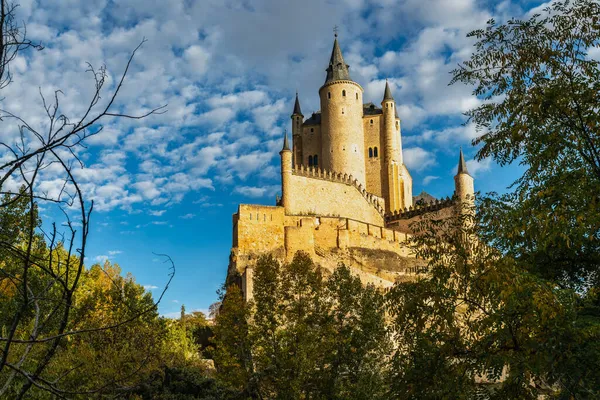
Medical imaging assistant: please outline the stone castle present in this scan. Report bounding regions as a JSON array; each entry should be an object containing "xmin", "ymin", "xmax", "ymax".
[{"xmin": 228, "ymin": 35, "xmax": 475, "ymax": 300}]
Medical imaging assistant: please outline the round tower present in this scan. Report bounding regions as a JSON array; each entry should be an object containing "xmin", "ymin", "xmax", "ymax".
[
  {"xmin": 454, "ymin": 148, "xmax": 475, "ymax": 206},
  {"xmin": 280, "ymin": 130, "xmax": 293, "ymax": 211},
  {"xmin": 319, "ymin": 35, "xmax": 366, "ymax": 186},
  {"xmin": 381, "ymin": 80, "xmax": 404, "ymax": 213},
  {"xmin": 291, "ymin": 92, "xmax": 303, "ymax": 167},
  {"xmin": 381, "ymin": 80, "xmax": 400, "ymax": 165}
]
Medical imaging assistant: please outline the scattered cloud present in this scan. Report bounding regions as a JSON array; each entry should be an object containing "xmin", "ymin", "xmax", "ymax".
[
  {"xmin": 234, "ymin": 185, "xmax": 280, "ymax": 198},
  {"xmin": 143, "ymin": 285, "xmax": 159, "ymax": 290},
  {"xmin": 403, "ymin": 147, "xmax": 436, "ymax": 172},
  {"xmin": 423, "ymin": 175, "xmax": 439, "ymax": 185},
  {"xmin": 466, "ymin": 158, "xmax": 492, "ymax": 177},
  {"xmin": 179, "ymin": 213, "xmax": 196, "ymax": 219}
]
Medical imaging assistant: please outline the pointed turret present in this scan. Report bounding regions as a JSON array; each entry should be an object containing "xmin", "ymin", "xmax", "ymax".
[
  {"xmin": 454, "ymin": 148, "xmax": 475, "ymax": 208},
  {"xmin": 457, "ymin": 147, "xmax": 470, "ymax": 176},
  {"xmin": 325, "ymin": 35, "xmax": 351, "ymax": 83},
  {"xmin": 383, "ymin": 79, "xmax": 394, "ymax": 101},
  {"xmin": 292, "ymin": 91, "xmax": 303, "ymax": 117},
  {"xmin": 281, "ymin": 129, "xmax": 290, "ymax": 152}
]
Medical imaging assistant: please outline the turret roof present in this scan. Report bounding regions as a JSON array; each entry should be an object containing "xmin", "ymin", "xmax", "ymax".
[
  {"xmin": 325, "ymin": 36, "xmax": 351, "ymax": 84},
  {"xmin": 281, "ymin": 130, "xmax": 290, "ymax": 152},
  {"xmin": 457, "ymin": 148, "xmax": 470, "ymax": 175},
  {"xmin": 383, "ymin": 80, "xmax": 394, "ymax": 101},
  {"xmin": 292, "ymin": 92, "xmax": 303, "ymax": 116}
]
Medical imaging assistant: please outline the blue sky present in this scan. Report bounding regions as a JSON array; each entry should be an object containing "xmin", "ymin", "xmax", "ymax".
[{"xmin": 0, "ymin": 0, "xmax": 554, "ymax": 317}]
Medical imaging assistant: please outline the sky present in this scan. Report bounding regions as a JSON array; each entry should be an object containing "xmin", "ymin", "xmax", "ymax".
[{"xmin": 0, "ymin": 0, "xmax": 552, "ymax": 317}]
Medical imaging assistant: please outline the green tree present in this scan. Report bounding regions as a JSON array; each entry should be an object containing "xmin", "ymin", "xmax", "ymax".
[{"xmin": 385, "ymin": 1, "xmax": 600, "ymax": 397}]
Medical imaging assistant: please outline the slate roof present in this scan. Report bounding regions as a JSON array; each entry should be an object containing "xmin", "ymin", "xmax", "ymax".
[{"xmin": 324, "ymin": 37, "xmax": 352, "ymax": 84}]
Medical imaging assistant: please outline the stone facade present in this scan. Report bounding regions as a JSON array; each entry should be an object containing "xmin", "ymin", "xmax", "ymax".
[{"xmin": 227, "ymin": 36, "xmax": 475, "ymax": 300}]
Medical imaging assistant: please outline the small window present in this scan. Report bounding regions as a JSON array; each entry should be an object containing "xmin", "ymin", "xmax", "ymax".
[
  {"xmin": 311, "ymin": 128, "xmax": 314, "ymax": 132},
  {"xmin": 308, "ymin": 155, "xmax": 313, "ymax": 166},
  {"xmin": 328, "ymin": 92, "xmax": 331, "ymax": 99},
  {"xmin": 342, "ymin": 108, "xmax": 345, "ymax": 114},
  {"xmin": 342, "ymin": 90, "xmax": 346, "ymax": 97},
  {"xmin": 374, "ymin": 147, "xmax": 378, "ymax": 157},
  {"xmin": 356, "ymin": 93, "xmax": 358, "ymax": 100},
  {"xmin": 391, "ymin": 104, "xmax": 393, "ymax": 109},
  {"xmin": 369, "ymin": 148, "xmax": 373, "ymax": 158},
  {"xmin": 314, "ymin": 155, "xmax": 318, "ymax": 167},
  {"xmin": 250, "ymin": 213, "xmax": 252, "ymax": 220},
  {"xmin": 370, "ymin": 119, "xmax": 373, "ymax": 125}
]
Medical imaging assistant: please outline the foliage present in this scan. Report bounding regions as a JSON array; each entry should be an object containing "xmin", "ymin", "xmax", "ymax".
[
  {"xmin": 450, "ymin": 0, "xmax": 600, "ymax": 287},
  {"xmin": 212, "ymin": 252, "xmax": 390, "ymax": 400}
]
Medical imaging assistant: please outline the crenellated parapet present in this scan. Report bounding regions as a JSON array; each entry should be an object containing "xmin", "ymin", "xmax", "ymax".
[
  {"xmin": 292, "ymin": 165, "xmax": 386, "ymax": 217},
  {"xmin": 385, "ymin": 196, "xmax": 456, "ymax": 223}
]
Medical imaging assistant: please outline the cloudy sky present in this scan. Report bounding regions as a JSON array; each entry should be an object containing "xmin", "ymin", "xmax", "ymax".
[{"xmin": 2, "ymin": 0, "xmax": 547, "ymax": 316}]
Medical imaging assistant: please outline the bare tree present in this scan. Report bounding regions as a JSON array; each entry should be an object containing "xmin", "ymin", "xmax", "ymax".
[{"xmin": 0, "ymin": 1, "xmax": 173, "ymax": 397}]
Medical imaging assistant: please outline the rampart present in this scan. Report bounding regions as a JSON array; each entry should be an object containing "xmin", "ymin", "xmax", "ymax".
[{"xmin": 285, "ymin": 165, "xmax": 385, "ymax": 226}]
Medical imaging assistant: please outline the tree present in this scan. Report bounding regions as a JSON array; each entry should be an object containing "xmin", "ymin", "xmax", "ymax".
[
  {"xmin": 384, "ymin": 1, "xmax": 600, "ymax": 397},
  {"xmin": 213, "ymin": 253, "xmax": 391, "ymax": 399},
  {"xmin": 0, "ymin": 0, "xmax": 169, "ymax": 396},
  {"xmin": 450, "ymin": 0, "xmax": 600, "ymax": 288}
]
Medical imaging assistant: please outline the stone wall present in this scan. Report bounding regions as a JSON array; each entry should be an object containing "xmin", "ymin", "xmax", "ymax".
[
  {"xmin": 285, "ymin": 167, "xmax": 385, "ymax": 226},
  {"xmin": 363, "ymin": 114, "xmax": 384, "ymax": 197}
]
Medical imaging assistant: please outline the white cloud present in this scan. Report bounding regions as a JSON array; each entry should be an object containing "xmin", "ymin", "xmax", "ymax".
[
  {"xmin": 403, "ymin": 147, "xmax": 436, "ymax": 172},
  {"xmin": 179, "ymin": 213, "xmax": 196, "ymax": 219},
  {"xmin": 466, "ymin": 157, "xmax": 492, "ymax": 177},
  {"xmin": 149, "ymin": 209, "xmax": 166, "ymax": 216},
  {"xmin": 423, "ymin": 175, "xmax": 439, "ymax": 185},
  {"xmin": 143, "ymin": 284, "xmax": 159, "ymax": 290},
  {"xmin": 108, "ymin": 250, "xmax": 122, "ymax": 256},
  {"xmin": 235, "ymin": 185, "xmax": 280, "ymax": 198}
]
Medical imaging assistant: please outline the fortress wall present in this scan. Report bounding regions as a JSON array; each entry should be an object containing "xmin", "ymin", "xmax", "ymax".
[
  {"xmin": 301, "ymin": 125, "xmax": 322, "ymax": 166},
  {"xmin": 388, "ymin": 206, "xmax": 454, "ymax": 234},
  {"xmin": 285, "ymin": 173, "xmax": 384, "ymax": 226},
  {"xmin": 235, "ymin": 204, "xmax": 286, "ymax": 255},
  {"xmin": 363, "ymin": 115, "xmax": 384, "ymax": 197}
]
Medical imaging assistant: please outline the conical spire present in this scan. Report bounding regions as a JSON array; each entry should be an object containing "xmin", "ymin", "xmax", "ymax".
[
  {"xmin": 292, "ymin": 91, "xmax": 303, "ymax": 116},
  {"xmin": 325, "ymin": 35, "xmax": 351, "ymax": 84},
  {"xmin": 457, "ymin": 148, "xmax": 470, "ymax": 175},
  {"xmin": 281, "ymin": 129, "xmax": 290, "ymax": 152},
  {"xmin": 383, "ymin": 79, "xmax": 394, "ymax": 101}
]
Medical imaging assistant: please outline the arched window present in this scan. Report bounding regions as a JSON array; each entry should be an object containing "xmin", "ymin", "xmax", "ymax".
[
  {"xmin": 313, "ymin": 155, "xmax": 318, "ymax": 167},
  {"xmin": 342, "ymin": 90, "xmax": 346, "ymax": 97},
  {"xmin": 328, "ymin": 92, "xmax": 331, "ymax": 99},
  {"xmin": 308, "ymin": 155, "xmax": 313, "ymax": 166},
  {"xmin": 369, "ymin": 148, "xmax": 373, "ymax": 158},
  {"xmin": 370, "ymin": 119, "xmax": 373, "ymax": 125},
  {"xmin": 374, "ymin": 147, "xmax": 378, "ymax": 157}
]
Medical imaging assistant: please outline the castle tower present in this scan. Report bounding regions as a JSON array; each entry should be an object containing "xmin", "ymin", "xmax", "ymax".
[
  {"xmin": 280, "ymin": 130, "xmax": 292, "ymax": 210},
  {"xmin": 319, "ymin": 35, "xmax": 366, "ymax": 186},
  {"xmin": 291, "ymin": 92, "xmax": 303, "ymax": 167},
  {"xmin": 454, "ymin": 148, "xmax": 475, "ymax": 207},
  {"xmin": 381, "ymin": 81, "xmax": 404, "ymax": 213}
]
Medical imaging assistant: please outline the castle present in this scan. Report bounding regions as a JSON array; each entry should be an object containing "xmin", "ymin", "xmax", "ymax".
[{"xmin": 228, "ymin": 36, "xmax": 475, "ymax": 300}]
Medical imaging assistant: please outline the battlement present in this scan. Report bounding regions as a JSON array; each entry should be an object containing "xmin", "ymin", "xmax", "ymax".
[
  {"xmin": 385, "ymin": 196, "xmax": 456, "ymax": 223},
  {"xmin": 292, "ymin": 165, "xmax": 385, "ymax": 216}
]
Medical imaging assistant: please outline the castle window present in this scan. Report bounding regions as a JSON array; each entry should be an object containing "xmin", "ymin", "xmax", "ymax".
[
  {"xmin": 308, "ymin": 155, "xmax": 313, "ymax": 166},
  {"xmin": 374, "ymin": 147, "xmax": 378, "ymax": 157},
  {"xmin": 328, "ymin": 92, "xmax": 331, "ymax": 99},
  {"xmin": 396, "ymin": 121, "xmax": 399, "ymax": 129},
  {"xmin": 369, "ymin": 148, "xmax": 373, "ymax": 158},
  {"xmin": 356, "ymin": 93, "xmax": 358, "ymax": 100},
  {"xmin": 311, "ymin": 128, "xmax": 314, "ymax": 132},
  {"xmin": 313, "ymin": 155, "xmax": 318, "ymax": 167},
  {"xmin": 342, "ymin": 108, "xmax": 345, "ymax": 114},
  {"xmin": 370, "ymin": 119, "xmax": 373, "ymax": 125},
  {"xmin": 250, "ymin": 213, "xmax": 252, "ymax": 220},
  {"xmin": 342, "ymin": 90, "xmax": 346, "ymax": 97}
]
